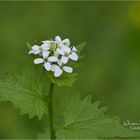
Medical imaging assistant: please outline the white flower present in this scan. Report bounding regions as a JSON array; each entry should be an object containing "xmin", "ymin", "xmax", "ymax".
[
  {"xmin": 28, "ymin": 45, "xmax": 41, "ymax": 55},
  {"xmin": 69, "ymin": 51, "xmax": 78, "ymax": 61},
  {"xmin": 41, "ymin": 43, "xmax": 50, "ymax": 51},
  {"xmin": 43, "ymin": 56, "xmax": 57, "ymax": 71},
  {"xmin": 51, "ymin": 64, "xmax": 73, "ymax": 77},
  {"xmin": 29, "ymin": 36, "xmax": 79, "ymax": 78},
  {"xmin": 28, "ymin": 43, "xmax": 50, "ymax": 55},
  {"xmin": 34, "ymin": 56, "xmax": 58, "ymax": 71},
  {"xmin": 60, "ymin": 46, "xmax": 78, "ymax": 64},
  {"xmin": 55, "ymin": 36, "xmax": 70, "ymax": 47}
]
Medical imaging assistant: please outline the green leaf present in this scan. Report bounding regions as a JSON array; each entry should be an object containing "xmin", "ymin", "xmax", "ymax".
[
  {"xmin": 40, "ymin": 93, "xmax": 139, "ymax": 139},
  {"xmin": 55, "ymin": 93, "xmax": 139, "ymax": 139},
  {"xmin": 38, "ymin": 126, "xmax": 50, "ymax": 139},
  {"xmin": 76, "ymin": 42, "xmax": 86, "ymax": 55},
  {"xmin": 47, "ymin": 72, "xmax": 78, "ymax": 87},
  {"xmin": 0, "ymin": 68, "xmax": 48, "ymax": 120},
  {"xmin": 26, "ymin": 42, "xmax": 32, "ymax": 50}
]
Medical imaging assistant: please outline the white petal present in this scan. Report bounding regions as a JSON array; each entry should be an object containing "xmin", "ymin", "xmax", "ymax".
[
  {"xmin": 56, "ymin": 48, "xmax": 64, "ymax": 55},
  {"xmin": 57, "ymin": 59, "xmax": 63, "ymax": 66},
  {"xmin": 61, "ymin": 56, "xmax": 69, "ymax": 64},
  {"xmin": 65, "ymin": 47, "xmax": 71, "ymax": 54},
  {"xmin": 48, "ymin": 56, "xmax": 58, "ymax": 62},
  {"xmin": 63, "ymin": 66, "xmax": 73, "ymax": 73},
  {"xmin": 54, "ymin": 50, "xmax": 59, "ymax": 57},
  {"xmin": 34, "ymin": 58, "xmax": 44, "ymax": 64},
  {"xmin": 34, "ymin": 50, "xmax": 41, "ymax": 54},
  {"xmin": 42, "ymin": 51, "xmax": 49, "ymax": 58},
  {"xmin": 69, "ymin": 52, "xmax": 78, "ymax": 61},
  {"xmin": 44, "ymin": 62, "xmax": 51, "ymax": 71},
  {"xmin": 63, "ymin": 39, "xmax": 70, "ymax": 46},
  {"xmin": 41, "ymin": 44, "xmax": 50, "ymax": 51},
  {"xmin": 32, "ymin": 45, "xmax": 40, "ymax": 50},
  {"xmin": 55, "ymin": 36, "xmax": 61, "ymax": 42},
  {"xmin": 31, "ymin": 45, "xmax": 41, "ymax": 54},
  {"xmin": 42, "ymin": 40, "xmax": 51, "ymax": 44},
  {"xmin": 51, "ymin": 64, "xmax": 60, "ymax": 72},
  {"xmin": 51, "ymin": 64, "xmax": 63, "ymax": 77},
  {"xmin": 54, "ymin": 67, "xmax": 63, "ymax": 77},
  {"xmin": 62, "ymin": 45, "xmax": 71, "ymax": 54},
  {"xmin": 72, "ymin": 46, "xmax": 77, "ymax": 52},
  {"xmin": 62, "ymin": 38, "xmax": 70, "ymax": 44}
]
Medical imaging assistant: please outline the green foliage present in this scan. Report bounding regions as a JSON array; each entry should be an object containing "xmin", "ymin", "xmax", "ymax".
[
  {"xmin": 0, "ymin": 68, "xmax": 139, "ymax": 139},
  {"xmin": 39, "ymin": 93, "xmax": 139, "ymax": 139},
  {"xmin": 76, "ymin": 42, "xmax": 86, "ymax": 55},
  {"xmin": 47, "ymin": 72, "xmax": 78, "ymax": 87},
  {"xmin": 0, "ymin": 68, "xmax": 49, "ymax": 120},
  {"xmin": 57, "ymin": 94, "xmax": 136, "ymax": 139},
  {"xmin": 26, "ymin": 42, "xmax": 32, "ymax": 50}
]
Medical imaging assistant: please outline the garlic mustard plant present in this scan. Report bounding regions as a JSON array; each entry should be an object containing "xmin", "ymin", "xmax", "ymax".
[
  {"xmin": 28, "ymin": 35, "xmax": 80, "ymax": 139},
  {"xmin": 0, "ymin": 36, "xmax": 138, "ymax": 140},
  {"xmin": 29, "ymin": 36, "xmax": 78, "ymax": 77}
]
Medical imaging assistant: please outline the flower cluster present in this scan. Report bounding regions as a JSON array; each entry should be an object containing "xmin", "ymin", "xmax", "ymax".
[{"xmin": 29, "ymin": 36, "xmax": 78, "ymax": 77}]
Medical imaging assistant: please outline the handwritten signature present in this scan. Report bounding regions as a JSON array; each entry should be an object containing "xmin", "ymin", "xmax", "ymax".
[{"xmin": 123, "ymin": 120, "xmax": 140, "ymax": 130}]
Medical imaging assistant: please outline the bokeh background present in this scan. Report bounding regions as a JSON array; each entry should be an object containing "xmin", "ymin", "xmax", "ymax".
[{"xmin": 0, "ymin": 1, "xmax": 140, "ymax": 138}]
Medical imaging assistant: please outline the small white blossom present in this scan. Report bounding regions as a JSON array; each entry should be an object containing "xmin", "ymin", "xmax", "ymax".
[
  {"xmin": 29, "ymin": 45, "xmax": 41, "ymax": 55},
  {"xmin": 55, "ymin": 36, "xmax": 70, "ymax": 47},
  {"xmin": 60, "ymin": 46, "xmax": 78, "ymax": 64},
  {"xmin": 51, "ymin": 64, "xmax": 73, "ymax": 77},
  {"xmin": 29, "ymin": 43, "xmax": 50, "ymax": 55},
  {"xmin": 29, "ymin": 36, "xmax": 78, "ymax": 77}
]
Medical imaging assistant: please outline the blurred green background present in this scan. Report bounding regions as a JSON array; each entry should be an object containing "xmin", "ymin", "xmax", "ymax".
[{"xmin": 0, "ymin": 1, "xmax": 140, "ymax": 138}]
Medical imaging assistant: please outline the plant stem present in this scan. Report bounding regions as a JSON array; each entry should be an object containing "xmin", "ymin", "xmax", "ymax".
[{"xmin": 48, "ymin": 80, "xmax": 56, "ymax": 139}]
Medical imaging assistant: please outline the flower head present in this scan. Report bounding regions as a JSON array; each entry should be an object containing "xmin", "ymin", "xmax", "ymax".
[{"xmin": 29, "ymin": 36, "xmax": 78, "ymax": 77}]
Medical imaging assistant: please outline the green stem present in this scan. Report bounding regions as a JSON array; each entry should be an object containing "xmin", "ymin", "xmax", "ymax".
[{"xmin": 48, "ymin": 80, "xmax": 56, "ymax": 139}]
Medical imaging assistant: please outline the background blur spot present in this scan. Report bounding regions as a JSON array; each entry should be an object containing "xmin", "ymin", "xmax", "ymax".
[{"xmin": 129, "ymin": 2, "xmax": 140, "ymax": 29}]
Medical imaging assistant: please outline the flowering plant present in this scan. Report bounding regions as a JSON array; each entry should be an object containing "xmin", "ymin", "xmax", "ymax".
[
  {"xmin": 0, "ymin": 36, "xmax": 139, "ymax": 139},
  {"xmin": 29, "ymin": 36, "xmax": 78, "ymax": 77}
]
